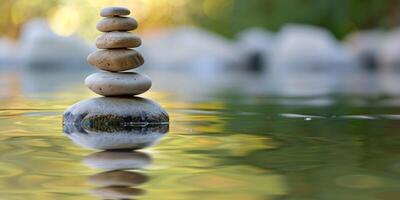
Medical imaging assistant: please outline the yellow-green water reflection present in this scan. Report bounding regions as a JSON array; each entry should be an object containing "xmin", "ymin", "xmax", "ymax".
[{"xmin": 1, "ymin": 88, "xmax": 400, "ymax": 200}]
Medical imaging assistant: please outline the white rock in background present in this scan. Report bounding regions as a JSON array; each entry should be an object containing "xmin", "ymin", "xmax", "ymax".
[
  {"xmin": 378, "ymin": 28, "xmax": 400, "ymax": 69},
  {"xmin": 269, "ymin": 24, "xmax": 359, "ymax": 96},
  {"xmin": 344, "ymin": 30, "xmax": 384, "ymax": 70},
  {"xmin": 19, "ymin": 19, "xmax": 93, "ymax": 69},
  {"xmin": 235, "ymin": 28, "xmax": 275, "ymax": 71},
  {"xmin": 379, "ymin": 71, "xmax": 400, "ymax": 96},
  {"xmin": 0, "ymin": 37, "xmax": 18, "ymax": 66},
  {"xmin": 142, "ymin": 26, "xmax": 240, "ymax": 74},
  {"xmin": 271, "ymin": 24, "xmax": 356, "ymax": 68},
  {"xmin": 376, "ymin": 28, "xmax": 400, "ymax": 95},
  {"xmin": 342, "ymin": 30, "xmax": 385, "ymax": 96}
]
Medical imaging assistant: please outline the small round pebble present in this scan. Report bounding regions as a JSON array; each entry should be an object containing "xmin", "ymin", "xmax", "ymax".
[
  {"xmin": 87, "ymin": 49, "xmax": 144, "ymax": 72},
  {"xmin": 85, "ymin": 72, "xmax": 151, "ymax": 96},
  {"xmin": 97, "ymin": 17, "xmax": 138, "ymax": 32},
  {"xmin": 96, "ymin": 32, "xmax": 141, "ymax": 49},
  {"xmin": 100, "ymin": 6, "xmax": 130, "ymax": 17}
]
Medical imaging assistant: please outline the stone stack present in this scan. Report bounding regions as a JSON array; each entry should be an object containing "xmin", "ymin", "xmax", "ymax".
[
  {"xmin": 63, "ymin": 7, "xmax": 169, "ymax": 146},
  {"xmin": 63, "ymin": 9, "xmax": 168, "ymax": 200},
  {"xmin": 86, "ymin": 7, "xmax": 151, "ymax": 96}
]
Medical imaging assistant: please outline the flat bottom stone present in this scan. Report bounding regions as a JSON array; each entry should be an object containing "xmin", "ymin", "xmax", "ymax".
[
  {"xmin": 63, "ymin": 97, "xmax": 169, "ymax": 150},
  {"xmin": 64, "ymin": 97, "xmax": 169, "ymax": 126}
]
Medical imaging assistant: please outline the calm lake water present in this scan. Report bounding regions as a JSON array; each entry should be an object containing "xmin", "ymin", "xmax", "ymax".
[{"xmin": 0, "ymin": 69, "xmax": 400, "ymax": 200}]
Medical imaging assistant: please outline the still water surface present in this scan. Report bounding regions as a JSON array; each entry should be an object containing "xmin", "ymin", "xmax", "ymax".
[{"xmin": 0, "ymin": 71, "xmax": 400, "ymax": 200}]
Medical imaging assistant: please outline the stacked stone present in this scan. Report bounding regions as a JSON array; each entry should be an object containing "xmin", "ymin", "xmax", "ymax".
[{"xmin": 86, "ymin": 7, "xmax": 151, "ymax": 96}]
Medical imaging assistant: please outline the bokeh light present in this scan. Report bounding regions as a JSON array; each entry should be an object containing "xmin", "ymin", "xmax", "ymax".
[
  {"xmin": 50, "ymin": 5, "xmax": 81, "ymax": 36},
  {"xmin": 1, "ymin": 0, "xmax": 398, "ymax": 40}
]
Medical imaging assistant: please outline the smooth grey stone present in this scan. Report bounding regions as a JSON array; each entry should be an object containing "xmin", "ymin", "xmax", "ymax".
[
  {"xmin": 96, "ymin": 32, "xmax": 141, "ymax": 49},
  {"xmin": 88, "ymin": 170, "xmax": 148, "ymax": 187},
  {"xmin": 87, "ymin": 49, "xmax": 144, "ymax": 72},
  {"xmin": 85, "ymin": 72, "xmax": 151, "ymax": 96},
  {"xmin": 100, "ymin": 7, "xmax": 130, "ymax": 17},
  {"xmin": 90, "ymin": 186, "xmax": 145, "ymax": 199},
  {"xmin": 97, "ymin": 17, "xmax": 138, "ymax": 32},
  {"xmin": 63, "ymin": 97, "xmax": 168, "ymax": 150},
  {"xmin": 84, "ymin": 151, "xmax": 152, "ymax": 170},
  {"xmin": 63, "ymin": 97, "xmax": 168, "ymax": 126}
]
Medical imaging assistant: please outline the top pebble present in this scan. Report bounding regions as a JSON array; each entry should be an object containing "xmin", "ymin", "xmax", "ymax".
[{"xmin": 100, "ymin": 6, "xmax": 130, "ymax": 17}]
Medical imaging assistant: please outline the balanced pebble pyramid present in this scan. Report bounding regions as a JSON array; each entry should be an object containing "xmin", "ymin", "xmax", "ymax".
[{"xmin": 86, "ymin": 6, "xmax": 151, "ymax": 96}]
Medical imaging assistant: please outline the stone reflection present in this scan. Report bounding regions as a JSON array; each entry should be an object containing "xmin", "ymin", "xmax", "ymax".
[
  {"xmin": 85, "ymin": 151, "xmax": 152, "ymax": 200},
  {"xmin": 63, "ymin": 96, "xmax": 169, "ymax": 199},
  {"xmin": 84, "ymin": 151, "xmax": 152, "ymax": 171},
  {"xmin": 64, "ymin": 123, "xmax": 168, "ymax": 150},
  {"xmin": 88, "ymin": 170, "xmax": 149, "ymax": 187}
]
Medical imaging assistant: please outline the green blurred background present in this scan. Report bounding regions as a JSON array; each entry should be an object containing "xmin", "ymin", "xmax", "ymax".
[{"xmin": 0, "ymin": 0, "xmax": 398, "ymax": 39}]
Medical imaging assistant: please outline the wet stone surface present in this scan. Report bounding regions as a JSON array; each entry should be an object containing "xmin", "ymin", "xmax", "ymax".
[
  {"xmin": 63, "ymin": 97, "xmax": 169, "ymax": 126},
  {"xmin": 63, "ymin": 97, "xmax": 169, "ymax": 150}
]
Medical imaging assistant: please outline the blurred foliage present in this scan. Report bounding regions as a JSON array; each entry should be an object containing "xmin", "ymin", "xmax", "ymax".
[
  {"xmin": 0, "ymin": 0, "xmax": 399, "ymax": 39},
  {"xmin": 0, "ymin": 0, "xmax": 59, "ymax": 38},
  {"xmin": 190, "ymin": 0, "xmax": 400, "ymax": 38}
]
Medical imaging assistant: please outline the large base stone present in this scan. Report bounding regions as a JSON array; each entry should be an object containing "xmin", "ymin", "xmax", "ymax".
[
  {"xmin": 63, "ymin": 97, "xmax": 169, "ymax": 150},
  {"xmin": 64, "ymin": 97, "xmax": 169, "ymax": 126}
]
